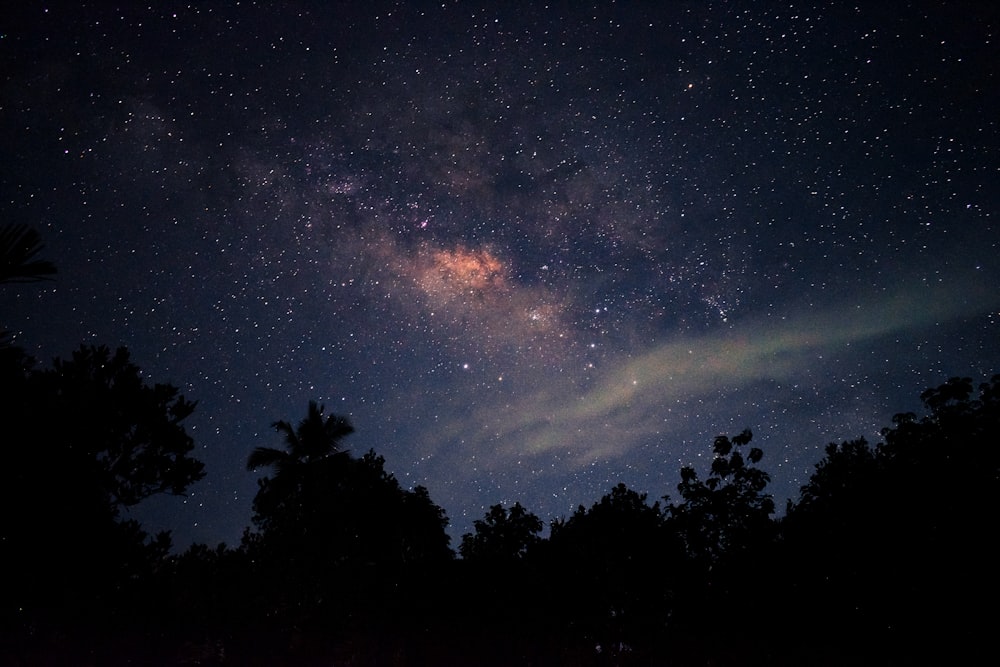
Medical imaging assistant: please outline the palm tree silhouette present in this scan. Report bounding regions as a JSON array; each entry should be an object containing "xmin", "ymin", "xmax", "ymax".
[
  {"xmin": 0, "ymin": 223, "xmax": 57, "ymax": 284},
  {"xmin": 248, "ymin": 400, "xmax": 354, "ymax": 472},
  {"xmin": 247, "ymin": 401, "xmax": 354, "ymax": 529},
  {"xmin": 1, "ymin": 223, "xmax": 57, "ymax": 348}
]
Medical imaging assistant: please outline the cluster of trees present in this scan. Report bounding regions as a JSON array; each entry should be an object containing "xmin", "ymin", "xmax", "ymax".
[
  {"xmin": 3, "ymin": 348, "xmax": 995, "ymax": 665},
  {"xmin": 1, "ymin": 226, "xmax": 997, "ymax": 664}
]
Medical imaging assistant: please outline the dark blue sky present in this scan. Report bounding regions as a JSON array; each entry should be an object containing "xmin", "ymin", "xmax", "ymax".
[{"xmin": 2, "ymin": 1, "xmax": 998, "ymax": 549}]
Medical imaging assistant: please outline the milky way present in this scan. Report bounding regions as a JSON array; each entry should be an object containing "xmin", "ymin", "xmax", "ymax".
[{"xmin": 2, "ymin": 2, "xmax": 998, "ymax": 547}]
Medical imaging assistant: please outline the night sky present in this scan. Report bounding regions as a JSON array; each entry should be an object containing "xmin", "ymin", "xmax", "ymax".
[{"xmin": 2, "ymin": 1, "xmax": 998, "ymax": 550}]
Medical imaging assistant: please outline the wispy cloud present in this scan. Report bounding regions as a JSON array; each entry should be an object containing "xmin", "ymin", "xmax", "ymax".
[{"xmin": 415, "ymin": 275, "xmax": 998, "ymax": 473}]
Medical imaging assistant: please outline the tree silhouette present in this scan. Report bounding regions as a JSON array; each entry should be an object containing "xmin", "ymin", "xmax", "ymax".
[
  {"xmin": 247, "ymin": 399, "xmax": 354, "ymax": 534},
  {"xmin": 0, "ymin": 223, "xmax": 57, "ymax": 284},
  {"xmin": 668, "ymin": 429, "xmax": 775, "ymax": 567},
  {"xmin": 662, "ymin": 429, "xmax": 777, "ymax": 655},
  {"xmin": 248, "ymin": 399, "xmax": 355, "ymax": 469},
  {"xmin": 2, "ymin": 344, "xmax": 203, "ymax": 516},
  {"xmin": 450, "ymin": 502, "xmax": 548, "ymax": 661},
  {"xmin": 6, "ymin": 365, "xmax": 995, "ymax": 664},
  {"xmin": 0, "ymin": 344, "xmax": 204, "ymax": 636},
  {"xmin": 0, "ymin": 223, "xmax": 57, "ymax": 348},
  {"xmin": 244, "ymin": 402, "xmax": 452, "ymax": 631},
  {"xmin": 47, "ymin": 345, "xmax": 204, "ymax": 506},
  {"xmin": 541, "ymin": 483, "xmax": 674, "ymax": 659},
  {"xmin": 161, "ymin": 541, "xmax": 257, "ymax": 647},
  {"xmin": 775, "ymin": 437, "xmax": 886, "ymax": 657},
  {"xmin": 780, "ymin": 375, "xmax": 1000, "ymax": 662},
  {"xmin": 459, "ymin": 502, "xmax": 543, "ymax": 562},
  {"xmin": 790, "ymin": 437, "xmax": 878, "ymax": 515}
]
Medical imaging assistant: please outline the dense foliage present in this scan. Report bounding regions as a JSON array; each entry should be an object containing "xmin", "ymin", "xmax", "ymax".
[
  {"xmin": 1, "ymin": 324, "xmax": 996, "ymax": 664},
  {"xmin": 0, "ymin": 343, "xmax": 204, "ymax": 649}
]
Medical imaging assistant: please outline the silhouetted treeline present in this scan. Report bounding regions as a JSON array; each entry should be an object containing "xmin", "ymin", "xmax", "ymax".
[
  {"xmin": 1, "ymin": 331, "xmax": 997, "ymax": 665},
  {"xmin": 0, "ymin": 343, "xmax": 204, "ymax": 664}
]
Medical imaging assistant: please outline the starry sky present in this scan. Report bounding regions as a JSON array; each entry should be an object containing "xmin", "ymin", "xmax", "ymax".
[{"xmin": 2, "ymin": 1, "xmax": 998, "ymax": 549}]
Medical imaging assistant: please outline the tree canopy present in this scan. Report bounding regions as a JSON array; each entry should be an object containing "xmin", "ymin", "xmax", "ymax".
[
  {"xmin": 242, "ymin": 401, "xmax": 453, "ymax": 624},
  {"xmin": 4, "ymin": 364, "xmax": 997, "ymax": 665},
  {"xmin": 669, "ymin": 429, "xmax": 775, "ymax": 568},
  {"xmin": 779, "ymin": 375, "xmax": 1000, "ymax": 654},
  {"xmin": 459, "ymin": 501, "xmax": 543, "ymax": 562},
  {"xmin": 1, "ymin": 344, "xmax": 204, "ymax": 626}
]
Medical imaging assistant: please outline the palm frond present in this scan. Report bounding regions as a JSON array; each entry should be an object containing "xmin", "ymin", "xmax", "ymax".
[
  {"xmin": 324, "ymin": 414, "xmax": 355, "ymax": 442},
  {"xmin": 295, "ymin": 401, "xmax": 354, "ymax": 460},
  {"xmin": 0, "ymin": 224, "xmax": 57, "ymax": 284},
  {"xmin": 247, "ymin": 446, "xmax": 293, "ymax": 472}
]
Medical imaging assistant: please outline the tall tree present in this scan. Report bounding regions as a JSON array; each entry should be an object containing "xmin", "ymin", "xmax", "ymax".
[
  {"xmin": 1, "ymin": 344, "xmax": 204, "ymax": 622},
  {"xmin": 668, "ymin": 429, "xmax": 775, "ymax": 568},
  {"xmin": 782, "ymin": 375, "xmax": 1000, "ymax": 659},
  {"xmin": 663, "ymin": 429, "xmax": 776, "ymax": 651},
  {"xmin": 3, "ymin": 345, "xmax": 203, "ymax": 519},
  {"xmin": 247, "ymin": 400, "xmax": 353, "ymax": 533},
  {"xmin": 50, "ymin": 345, "xmax": 204, "ymax": 507},
  {"xmin": 459, "ymin": 502, "xmax": 543, "ymax": 562},
  {"xmin": 244, "ymin": 403, "xmax": 452, "ymax": 625},
  {"xmin": 542, "ymin": 484, "xmax": 673, "ymax": 657}
]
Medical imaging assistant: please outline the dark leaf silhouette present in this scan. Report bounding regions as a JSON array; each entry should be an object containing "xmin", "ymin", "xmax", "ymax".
[
  {"xmin": 0, "ymin": 223, "xmax": 57, "ymax": 284},
  {"xmin": 780, "ymin": 374, "xmax": 1000, "ymax": 657},
  {"xmin": 242, "ymin": 402, "xmax": 452, "ymax": 623},
  {"xmin": 669, "ymin": 429, "xmax": 774, "ymax": 568},
  {"xmin": 6, "ymin": 367, "xmax": 998, "ymax": 666},
  {"xmin": 0, "ymin": 344, "xmax": 203, "ymax": 635},
  {"xmin": 459, "ymin": 502, "xmax": 543, "ymax": 562}
]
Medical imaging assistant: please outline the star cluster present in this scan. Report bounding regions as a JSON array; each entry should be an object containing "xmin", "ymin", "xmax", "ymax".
[{"xmin": 1, "ymin": 2, "xmax": 997, "ymax": 546}]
